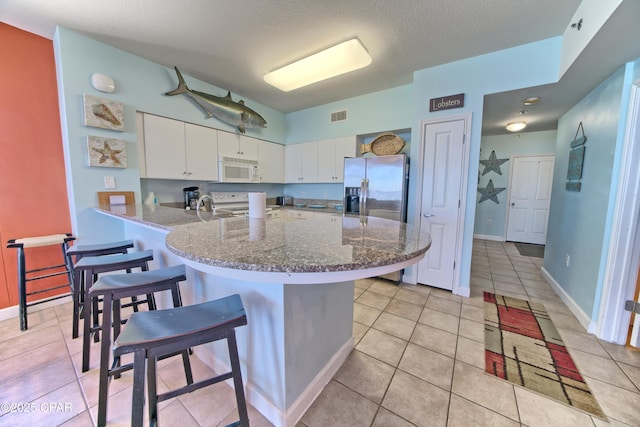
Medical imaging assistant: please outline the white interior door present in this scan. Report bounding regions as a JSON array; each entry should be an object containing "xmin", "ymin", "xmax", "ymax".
[
  {"xmin": 506, "ymin": 155, "xmax": 554, "ymax": 244},
  {"xmin": 416, "ymin": 119, "xmax": 466, "ymax": 290}
]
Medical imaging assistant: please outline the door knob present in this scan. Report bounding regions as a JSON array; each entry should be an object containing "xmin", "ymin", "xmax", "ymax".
[
  {"xmin": 423, "ymin": 213, "xmax": 434, "ymax": 218},
  {"xmin": 511, "ymin": 203, "xmax": 515, "ymax": 206}
]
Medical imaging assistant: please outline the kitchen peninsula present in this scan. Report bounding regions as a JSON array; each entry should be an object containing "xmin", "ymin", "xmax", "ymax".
[{"xmin": 95, "ymin": 204, "xmax": 431, "ymax": 427}]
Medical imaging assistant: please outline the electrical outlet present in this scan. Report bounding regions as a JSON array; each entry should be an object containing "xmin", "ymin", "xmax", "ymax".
[
  {"xmin": 564, "ymin": 254, "xmax": 570, "ymax": 267},
  {"xmin": 104, "ymin": 176, "xmax": 116, "ymax": 189},
  {"xmin": 487, "ymin": 219, "xmax": 493, "ymax": 226}
]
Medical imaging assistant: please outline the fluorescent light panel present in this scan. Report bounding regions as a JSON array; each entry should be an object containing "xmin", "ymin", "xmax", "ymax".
[{"xmin": 264, "ymin": 38, "xmax": 372, "ymax": 92}]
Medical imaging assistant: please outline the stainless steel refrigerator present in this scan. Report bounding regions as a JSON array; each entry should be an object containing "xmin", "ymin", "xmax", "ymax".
[{"xmin": 343, "ymin": 154, "xmax": 409, "ymax": 282}]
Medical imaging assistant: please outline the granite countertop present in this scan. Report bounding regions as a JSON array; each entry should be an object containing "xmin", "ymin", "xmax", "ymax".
[{"xmin": 95, "ymin": 204, "xmax": 431, "ymax": 274}]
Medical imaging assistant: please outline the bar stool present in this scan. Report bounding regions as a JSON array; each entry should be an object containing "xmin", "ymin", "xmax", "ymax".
[
  {"xmin": 7, "ymin": 233, "xmax": 76, "ymax": 331},
  {"xmin": 113, "ymin": 294, "xmax": 249, "ymax": 427},
  {"xmin": 77, "ymin": 249, "xmax": 155, "ymax": 372},
  {"xmin": 89, "ymin": 264, "xmax": 193, "ymax": 427},
  {"xmin": 66, "ymin": 239, "xmax": 135, "ymax": 338}
]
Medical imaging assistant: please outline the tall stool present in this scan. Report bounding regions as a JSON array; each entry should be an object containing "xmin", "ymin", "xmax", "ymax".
[
  {"xmin": 7, "ymin": 233, "xmax": 76, "ymax": 331},
  {"xmin": 66, "ymin": 239, "xmax": 135, "ymax": 338},
  {"xmin": 89, "ymin": 265, "xmax": 193, "ymax": 427},
  {"xmin": 77, "ymin": 249, "xmax": 155, "ymax": 372},
  {"xmin": 113, "ymin": 294, "xmax": 249, "ymax": 427}
]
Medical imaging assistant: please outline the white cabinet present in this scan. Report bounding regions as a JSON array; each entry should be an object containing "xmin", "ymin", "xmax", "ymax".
[
  {"xmin": 258, "ymin": 140, "xmax": 284, "ymax": 183},
  {"xmin": 316, "ymin": 136, "xmax": 356, "ymax": 182},
  {"xmin": 285, "ymin": 142, "xmax": 318, "ymax": 183},
  {"xmin": 143, "ymin": 114, "xmax": 218, "ymax": 180},
  {"xmin": 184, "ymin": 123, "xmax": 219, "ymax": 181},
  {"xmin": 218, "ymin": 131, "xmax": 258, "ymax": 160},
  {"xmin": 286, "ymin": 136, "xmax": 355, "ymax": 184}
]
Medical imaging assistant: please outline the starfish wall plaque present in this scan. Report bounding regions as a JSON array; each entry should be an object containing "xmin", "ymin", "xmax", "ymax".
[
  {"xmin": 480, "ymin": 150, "xmax": 508, "ymax": 175},
  {"xmin": 86, "ymin": 136, "xmax": 127, "ymax": 168},
  {"xmin": 477, "ymin": 179, "xmax": 506, "ymax": 204}
]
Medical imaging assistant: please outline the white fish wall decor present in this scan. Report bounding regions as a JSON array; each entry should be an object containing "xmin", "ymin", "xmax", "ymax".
[{"xmin": 165, "ymin": 67, "xmax": 267, "ymax": 134}]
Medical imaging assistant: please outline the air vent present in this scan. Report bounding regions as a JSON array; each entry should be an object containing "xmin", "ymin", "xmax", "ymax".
[{"xmin": 330, "ymin": 110, "xmax": 347, "ymax": 123}]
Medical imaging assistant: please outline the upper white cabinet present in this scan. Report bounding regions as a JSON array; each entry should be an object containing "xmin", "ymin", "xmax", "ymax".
[
  {"xmin": 286, "ymin": 136, "xmax": 355, "ymax": 184},
  {"xmin": 258, "ymin": 140, "xmax": 284, "ymax": 183},
  {"xmin": 143, "ymin": 114, "xmax": 218, "ymax": 181},
  {"xmin": 184, "ymin": 123, "xmax": 219, "ymax": 181},
  {"xmin": 285, "ymin": 141, "xmax": 318, "ymax": 183},
  {"xmin": 316, "ymin": 136, "xmax": 356, "ymax": 182},
  {"xmin": 218, "ymin": 132, "xmax": 258, "ymax": 160}
]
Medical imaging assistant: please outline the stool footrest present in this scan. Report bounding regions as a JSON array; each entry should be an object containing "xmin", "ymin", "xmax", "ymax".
[{"xmin": 158, "ymin": 371, "xmax": 233, "ymax": 402}]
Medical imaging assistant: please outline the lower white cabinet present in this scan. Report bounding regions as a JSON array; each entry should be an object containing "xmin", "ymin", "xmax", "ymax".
[{"xmin": 143, "ymin": 114, "xmax": 218, "ymax": 181}]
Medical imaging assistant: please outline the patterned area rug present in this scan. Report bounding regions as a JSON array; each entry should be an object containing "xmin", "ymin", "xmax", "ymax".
[{"xmin": 484, "ymin": 292, "xmax": 605, "ymax": 418}]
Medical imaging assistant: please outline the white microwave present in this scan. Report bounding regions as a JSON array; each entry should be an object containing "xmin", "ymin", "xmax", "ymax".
[{"xmin": 218, "ymin": 156, "xmax": 260, "ymax": 183}]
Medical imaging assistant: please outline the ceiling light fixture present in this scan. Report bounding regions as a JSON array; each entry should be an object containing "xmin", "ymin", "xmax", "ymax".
[
  {"xmin": 506, "ymin": 122, "xmax": 527, "ymax": 132},
  {"xmin": 523, "ymin": 97, "xmax": 540, "ymax": 106},
  {"xmin": 263, "ymin": 38, "xmax": 372, "ymax": 92}
]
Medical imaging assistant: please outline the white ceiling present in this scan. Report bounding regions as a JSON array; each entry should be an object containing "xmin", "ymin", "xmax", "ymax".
[{"xmin": 2, "ymin": 0, "xmax": 639, "ymax": 135}]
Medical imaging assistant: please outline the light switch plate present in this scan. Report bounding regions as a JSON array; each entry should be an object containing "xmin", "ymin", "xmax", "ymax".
[{"xmin": 104, "ymin": 176, "xmax": 116, "ymax": 189}]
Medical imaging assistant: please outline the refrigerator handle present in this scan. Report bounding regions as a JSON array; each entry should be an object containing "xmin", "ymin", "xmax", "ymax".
[{"xmin": 360, "ymin": 178, "xmax": 368, "ymax": 216}]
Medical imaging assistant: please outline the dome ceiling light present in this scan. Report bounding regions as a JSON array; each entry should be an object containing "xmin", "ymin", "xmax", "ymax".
[
  {"xmin": 506, "ymin": 122, "xmax": 527, "ymax": 132},
  {"xmin": 523, "ymin": 97, "xmax": 541, "ymax": 106}
]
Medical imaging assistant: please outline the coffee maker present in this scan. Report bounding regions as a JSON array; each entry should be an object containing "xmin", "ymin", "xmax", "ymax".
[{"xmin": 183, "ymin": 186, "xmax": 200, "ymax": 209}]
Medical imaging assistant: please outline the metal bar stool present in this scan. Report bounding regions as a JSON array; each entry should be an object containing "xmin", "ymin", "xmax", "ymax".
[
  {"xmin": 7, "ymin": 233, "xmax": 76, "ymax": 331},
  {"xmin": 89, "ymin": 264, "xmax": 193, "ymax": 427},
  {"xmin": 77, "ymin": 249, "xmax": 155, "ymax": 372},
  {"xmin": 66, "ymin": 239, "xmax": 135, "ymax": 338},
  {"xmin": 113, "ymin": 294, "xmax": 249, "ymax": 427}
]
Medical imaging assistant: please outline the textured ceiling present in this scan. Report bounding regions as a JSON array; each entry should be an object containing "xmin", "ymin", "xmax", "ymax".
[{"xmin": 3, "ymin": 0, "xmax": 638, "ymax": 135}]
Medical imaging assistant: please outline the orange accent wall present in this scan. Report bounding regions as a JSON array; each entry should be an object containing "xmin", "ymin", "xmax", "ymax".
[{"xmin": 0, "ymin": 23, "xmax": 72, "ymax": 310}]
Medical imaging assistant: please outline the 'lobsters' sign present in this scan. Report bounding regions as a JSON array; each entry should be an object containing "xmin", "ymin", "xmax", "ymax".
[{"xmin": 429, "ymin": 93, "xmax": 465, "ymax": 112}]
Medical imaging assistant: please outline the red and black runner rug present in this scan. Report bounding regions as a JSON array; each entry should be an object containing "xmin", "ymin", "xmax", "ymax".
[{"xmin": 484, "ymin": 292, "xmax": 605, "ymax": 418}]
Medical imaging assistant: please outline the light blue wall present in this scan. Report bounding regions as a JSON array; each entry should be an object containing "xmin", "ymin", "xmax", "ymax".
[
  {"xmin": 53, "ymin": 27, "xmax": 286, "ymax": 242},
  {"xmin": 544, "ymin": 66, "xmax": 627, "ymax": 317},
  {"xmin": 474, "ymin": 131, "xmax": 557, "ymax": 238},
  {"xmin": 406, "ymin": 38, "xmax": 563, "ymax": 288},
  {"xmin": 286, "ymin": 85, "xmax": 414, "ymax": 144}
]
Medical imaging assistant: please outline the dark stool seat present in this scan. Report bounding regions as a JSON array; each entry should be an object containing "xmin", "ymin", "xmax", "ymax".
[
  {"xmin": 7, "ymin": 233, "xmax": 76, "ymax": 331},
  {"xmin": 113, "ymin": 294, "xmax": 249, "ymax": 427},
  {"xmin": 78, "ymin": 249, "xmax": 155, "ymax": 372},
  {"xmin": 66, "ymin": 239, "xmax": 134, "ymax": 338},
  {"xmin": 90, "ymin": 264, "xmax": 193, "ymax": 427}
]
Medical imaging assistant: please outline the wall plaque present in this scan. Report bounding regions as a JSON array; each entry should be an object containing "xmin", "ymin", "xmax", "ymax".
[{"xmin": 429, "ymin": 93, "xmax": 465, "ymax": 112}]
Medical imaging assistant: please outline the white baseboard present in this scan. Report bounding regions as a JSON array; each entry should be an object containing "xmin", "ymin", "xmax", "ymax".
[
  {"xmin": 0, "ymin": 295, "xmax": 72, "ymax": 323},
  {"xmin": 473, "ymin": 234, "xmax": 505, "ymax": 242},
  {"xmin": 540, "ymin": 267, "xmax": 594, "ymax": 333},
  {"xmin": 196, "ymin": 338, "xmax": 353, "ymax": 427},
  {"xmin": 453, "ymin": 284, "xmax": 470, "ymax": 298},
  {"xmin": 283, "ymin": 338, "xmax": 353, "ymax": 426}
]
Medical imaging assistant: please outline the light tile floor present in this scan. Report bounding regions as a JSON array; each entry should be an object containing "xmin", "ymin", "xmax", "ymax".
[{"xmin": 1, "ymin": 239, "xmax": 639, "ymax": 426}]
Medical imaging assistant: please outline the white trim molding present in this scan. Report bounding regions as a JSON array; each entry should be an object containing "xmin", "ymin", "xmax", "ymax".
[{"xmin": 596, "ymin": 80, "xmax": 640, "ymax": 343}]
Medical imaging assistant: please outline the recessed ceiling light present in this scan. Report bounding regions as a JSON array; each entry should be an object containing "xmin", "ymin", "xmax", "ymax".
[
  {"xmin": 506, "ymin": 122, "xmax": 527, "ymax": 132},
  {"xmin": 523, "ymin": 97, "xmax": 540, "ymax": 106},
  {"xmin": 263, "ymin": 38, "xmax": 372, "ymax": 92}
]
